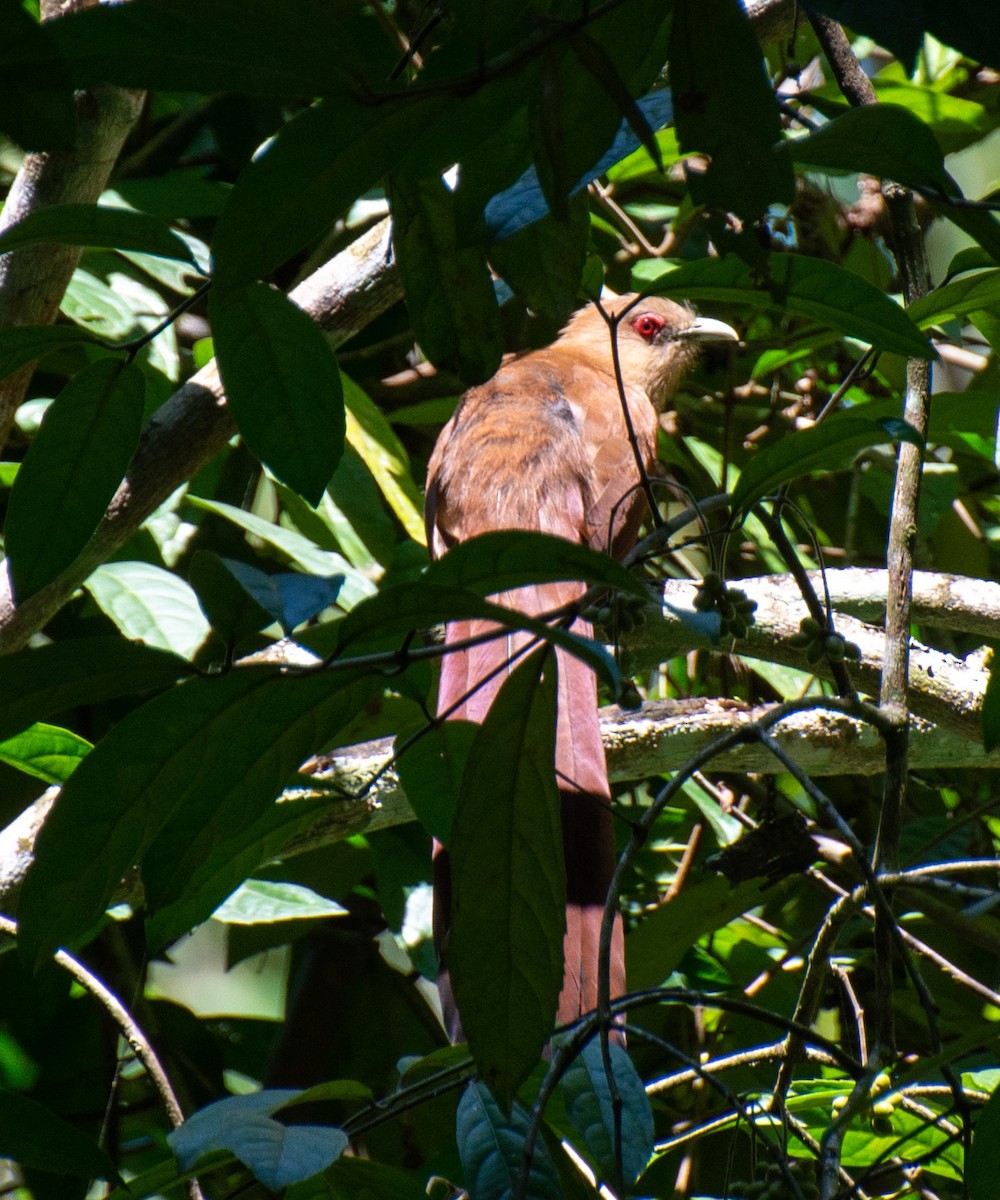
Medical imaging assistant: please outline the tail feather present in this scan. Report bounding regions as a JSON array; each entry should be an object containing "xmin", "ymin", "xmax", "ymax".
[{"xmin": 434, "ymin": 584, "xmax": 624, "ymax": 1039}]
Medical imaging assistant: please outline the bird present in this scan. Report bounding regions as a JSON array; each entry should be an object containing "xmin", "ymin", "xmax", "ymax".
[{"xmin": 424, "ymin": 293, "xmax": 738, "ymax": 1042}]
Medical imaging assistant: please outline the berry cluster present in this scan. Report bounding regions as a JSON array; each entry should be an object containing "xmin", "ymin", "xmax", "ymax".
[
  {"xmin": 582, "ymin": 591, "xmax": 651, "ymax": 635},
  {"xmin": 728, "ymin": 1159, "xmax": 819, "ymax": 1200},
  {"xmin": 787, "ymin": 616, "xmax": 861, "ymax": 665},
  {"xmin": 693, "ymin": 571, "xmax": 758, "ymax": 639}
]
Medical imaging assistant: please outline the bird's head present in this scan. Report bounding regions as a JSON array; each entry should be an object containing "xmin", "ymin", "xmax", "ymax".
[{"xmin": 563, "ymin": 293, "xmax": 739, "ymax": 407}]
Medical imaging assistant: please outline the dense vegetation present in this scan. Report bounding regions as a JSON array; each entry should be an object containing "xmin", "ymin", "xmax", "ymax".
[{"xmin": 1, "ymin": 1, "xmax": 1000, "ymax": 1197}]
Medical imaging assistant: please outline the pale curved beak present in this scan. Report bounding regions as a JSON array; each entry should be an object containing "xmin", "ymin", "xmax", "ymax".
[{"xmin": 682, "ymin": 316, "xmax": 740, "ymax": 343}]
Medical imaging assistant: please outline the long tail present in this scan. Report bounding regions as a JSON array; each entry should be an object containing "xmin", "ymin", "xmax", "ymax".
[{"xmin": 433, "ymin": 581, "xmax": 625, "ymax": 1040}]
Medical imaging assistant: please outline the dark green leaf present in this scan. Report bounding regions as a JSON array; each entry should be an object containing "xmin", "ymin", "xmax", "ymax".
[
  {"xmin": 555, "ymin": 1039, "xmax": 654, "ymax": 1189},
  {"xmin": 800, "ymin": 0, "xmax": 1000, "ymax": 74},
  {"xmin": 490, "ymin": 196, "xmax": 590, "ymax": 331},
  {"xmin": 0, "ymin": 325, "xmax": 104, "ymax": 383},
  {"xmin": 568, "ymin": 32, "xmax": 662, "ymax": 172},
  {"xmin": 670, "ymin": 0, "xmax": 793, "ymax": 218},
  {"xmin": 0, "ymin": 204, "xmax": 194, "ymax": 261},
  {"xmin": 426, "ymin": 529, "xmax": 648, "ymax": 600},
  {"xmin": 731, "ymin": 417, "xmax": 919, "ymax": 515},
  {"xmin": 983, "ymin": 660, "xmax": 1000, "ymax": 755},
  {"xmin": 0, "ymin": 1089, "xmax": 119, "ymax": 1181},
  {"xmin": 392, "ymin": 172, "xmax": 503, "ymax": 385},
  {"xmin": 908, "ymin": 269, "xmax": 1000, "ymax": 328},
  {"xmin": 143, "ymin": 792, "xmax": 334, "ymax": 950},
  {"xmin": 5, "ymin": 359, "xmax": 145, "ymax": 601},
  {"xmin": 335, "ymin": 580, "xmax": 619, "ymax": 689},
  {"xmin": 26, "ymin": 0, "xmax": 396, "ymax": 96},
  {"xmin": 829, "ymin": 391, "xmax": 1000, "ymax": 462},
  {"xmin": 0, "ymin": 0, "xmax": 76, "ymax": 150},
  {"xmin": 635, "ymin": 254, "xmax": 932, "ymax": 359},
  {"xmin": 212, "ymin": 95, "xmax": 441, "ymax": 287},
  {"xmin": 969, "ymin": 1082, "xmax": 1000, "ymax": 1200},
  {"xmin": 17, "ymin": 666, "xmax": 377, "ymax": 966},
  {"xmin": 0, "ymin": 638, "xmax": 191, "ymax": 742},
  {"xmin": 449, "ymin": 649, "xmax": 564, "ymax": 1108},
  {"xmin": 456, "ymin": 1080, "xmax": 562, "ymax": 1200},
  {"xmin": 209, "ymin": 282, "xmax": 345, "ymax": 505},
  {"xmin": 626, "ymin": 876, "xmax": 769, "ymax": 990},
  {"xmin": 0, "ymin": 722, "xmax": 91, "ymax": 785},
  {"xmin": 394, "ymin": 720, "xmax": 477, "ymax": 845},
  {"xmin": 781, "ymin": 103, "xmax": 954, "ymax": 194},
  {"xmin": 188, "ymin": 550, "xmax": 274, "ymax": 646},
  {"xmin": 169, "ymin": 1091, "xmax": 347, "ymax": 1190},
  {"xmin": 221, "ymin": 558, "xmax": 344, "ymax": 635}
]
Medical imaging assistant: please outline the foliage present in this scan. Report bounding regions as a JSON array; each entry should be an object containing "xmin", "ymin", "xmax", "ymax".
[{"xmin": 0, "ymin": 2, "xmax": 999, "ymax": 1199}]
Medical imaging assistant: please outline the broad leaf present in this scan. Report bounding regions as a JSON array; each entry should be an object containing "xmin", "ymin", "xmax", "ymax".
[
  {"xmin": 209, "ymin": 282, "xmax": 345, "ymax": 505},
  {"xmin": 186, "ymin": 496, "xmax": 375, "ymax": 607},
  {"xmin": 634, "ymin": 254, "xmax": 932, "ymax": 359},
  {"xmin": 0, "ymin": 723, "xmax": 91, "ymax": 785},
  {"xmin": 5, "ymin": 359, "xmax": 145, "ymax": 601},
  {"xmin": 449, "ymin": 649, "xmax": 564, "ymax": 1108},
  {"xmin": 426, "ymin": 529, "xmax": 648, "ymax": 600},
  {"xmin": 169, "ymin": 1091, "xmax": 347, "ymax": 1191},
  {"xmin": 0, "ymin": 325, "xmax": 104, "ymax": 383},
  {"xmin": 969, "ymin": 1082, "xmax": 1000, "ymax": 1200},
  {"xmin": 394, "ymin": 720, "xmax": 478, "ymax": 845},
  {"xmin": 907, "ymin": 269, "xmax": 1000, "ymax": 328},
  {"xmin": 212, "ymin": 95, "xmax": 442, "ymax": 287},
  {"xmin": 731, "ymin": 417, "xmax": 919, "ymax": 516},
  {"xmin": 0, "ymin": 203, "xmax": 193, "ymax": 260},
  {"xmin": 0, "ymin": 638, "xmax": 190, "ymax": 741},
  {"xmin": 212, "ymin": 880, "xmax": 347, "ymax": 925},
  {"xmin": 0, "ymin": 1089, "xmax": 118, "ymax": 1182},
  {"xmin": 554, "ymin": 1039, "xmax": 654, "ymax": 1189},
  {"xmin": 17, "ymin": 665, "xmax": 377, "ymax": 965},
  {"xmin": 670, "ymin": 0, "xmax": 793, "ymax": 218},
  {"xmin": 84, "ymin": 562, "xmax": 211, "ymax": 660},
  {"xmin": 392, "ymin": 171, "xmax": 503, "ymax": 384},
  {"xmin": 456, "ymin": 1081, "xmax": 562, "ymax": 1200},
  {"xmin": 188, "ymin": 550, "xmax": 274, "ymax": 646}
]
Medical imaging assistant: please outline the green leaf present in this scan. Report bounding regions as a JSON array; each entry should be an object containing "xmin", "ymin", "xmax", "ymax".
[
  {"xmin": 781, "ymin": 102, "xmax": 954, "ymax": 194},
  {"xmin": 830, "ymin": 391, "xmax": 1000, "ymax": 461},
  {"xmin": 209, "ymin": 282, "xmax": 345, "ymax": 505},
  {"xmin": 626, "ymin": 876, "xmax": 766, "ymax": 990},
  {"xmin": 342, "ymin": 373, "xmax": 427, "ymax": 545},
  {"xmin": 449, "ymin": 648, "xmax": 564, "ymax": 1108},
  {"xmin": 490, "ymin": 196, "xmax": 590, "ymax": 331},
  {"xmin": 634, "ymin": 253, "xmax": 932, "ymax": 359},
  {"xmin": 185, "ymin": 497, "xmax": 375, "ymax": 608},
  {"xmin": 427, "ymin": 529, "xmax": 648, "ymax": 600},
  {"xmin": 33, "ymin": 0, "xmax": 397, "ymax": 97},
  {"xmin": 670, "ymin": 0, "xmax": 793, "ymax": 218},
  {"xmin": 213, "ymin": 94, "xmax": 441, "ymax": 287},
  {"xmin": 0, "ymin": 1089, "xmax": 119, "ymax": 1182},
  {"xmin": 211, "ymin": 880, "xmax": 347, "ymax": 924},
  {"xmin": 335, "ymin": 580, "xmax": 619, "ymax": 689},
  {"xmin": 456, "ymin": 1080, "xmax": 562, "ymax": 1200},
  {"xmin": 61, "ymin": 267, "xmax": 138, "ymax": 338},
  {"xmin": 554, "ymin": 1039, "xmax": 654, "ymax": 1189},
  {"xmin": 731, "ymin": 417, "xmax": 918, "ymax": 515},
  {"xmin": 17, "ymin": 665, "xmax": 378, "ymax": 966},
  {"xmin": 0, "ymin": 0, "xmax": 76, "ymax": 150},
  {"xmin": 394, "ymin": 720, "xmax": 477, "ymax": 845},
  {"xmin": 983, "ymin": 658, "xmax": 1000, "ymax": 755},
  {"xmin": 84, "ymin": 562, "xmax": 211, "ymax": 660},
  {"xmin": 392, "ymin": 171, "xmax": 503, "ymax": 384},
  {"xmin": 169, "ymin": 1091, "xmax": 347, "ymax": 1190},
  {"xmin": 143, "ymin": 791, "xmax": 335, "ymax": 950},
  {"xmin": 0, "ymin": 325, "xmax": 104, "ymax": 383},
  {"xmin": 907, "ymin": 269, "xmax": 1000, "ymax": 328},
  {"xmin": 0, "ymin": 722, "xmax": 91, "ymax": 785},
  {"xmin": 4, "ymin": 359, "xmax": 145, "ymax": 601},
  {"xmin": 0, "ymin": 204, "xmax": 194, "ymax": 261},
  {"xmin": 0, "ymin": 637, "xmax": 190, "ymax": 742}
]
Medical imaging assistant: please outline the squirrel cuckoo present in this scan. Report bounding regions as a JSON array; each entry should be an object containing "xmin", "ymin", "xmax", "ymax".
[{"xmin": 424, "ymin": 294, "xmax": 738, "ymax": 1041}]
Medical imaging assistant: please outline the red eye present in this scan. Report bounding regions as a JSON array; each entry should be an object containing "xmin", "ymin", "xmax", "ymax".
[{"xmin": 631, "ymin": 312, "xmax": 666, "ymax": 341}]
